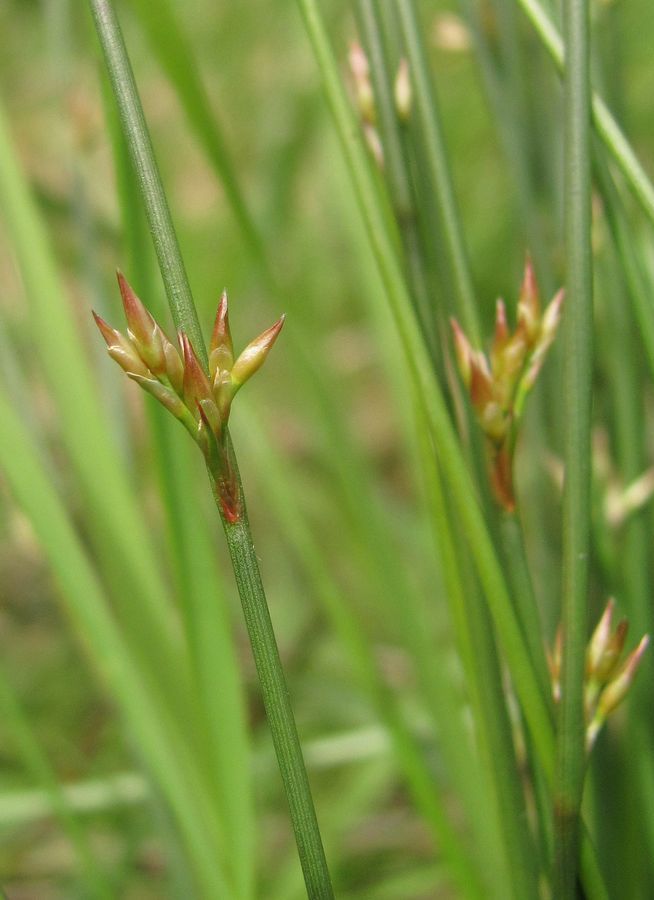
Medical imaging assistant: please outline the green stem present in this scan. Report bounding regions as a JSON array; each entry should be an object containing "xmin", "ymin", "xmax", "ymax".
[
  {"xmin": 395, "ymin": 0, "xmax": 480, "ymax": 343},
  {"xmin": 499, "ymin": 512, "xmax": 552, "ymax": 704},
  {"xmin": 517, "ymin": 0, "xmax": 654, "ymax": 226},
  {"xmin": 88, "ymin": 0, "xmax": 205, "ymax": 360},
  {"xmin": 223, "ymin": 510, "xmax": 334, "ymax": 900},
  {"xmin": 88, "ymin": 2, "xmax": 333, "ymax": 895},
  {"xmin": 418, "ymin": 429, "xmax": 539, "ymax": 900},
  {"xmin": 555, "ymin": 0, "xmax": 594, "ymax": 893},
  {"xmin": 354, "ymin": 0, "xmax": 437, "ymax": 357}
]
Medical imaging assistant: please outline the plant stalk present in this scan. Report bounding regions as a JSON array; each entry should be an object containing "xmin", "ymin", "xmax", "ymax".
[
  {"xmin": 395, "ymin": 0, "xmax": 481, "ymax": 343},
  {"xmin": 88, "ymin": 1, "xmax": 333, "ymax": 895},
  {"xmin": 517, "ymin": 0, "xmax": 654, "ymax": 226},
  {"xmin": 555, "ymin": 0, "xmax": 594, "ymax": 893}
]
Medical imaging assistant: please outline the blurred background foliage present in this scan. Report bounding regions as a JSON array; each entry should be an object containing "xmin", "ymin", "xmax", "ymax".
[{"xmin": 0, "ymin": 0, "xmax": 652, "ymax": 897}]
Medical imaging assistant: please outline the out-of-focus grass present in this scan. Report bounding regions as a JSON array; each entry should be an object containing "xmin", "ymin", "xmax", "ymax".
[{"xmin": 0, "ymin": 0, "xmax": 653, "ymax": 897}]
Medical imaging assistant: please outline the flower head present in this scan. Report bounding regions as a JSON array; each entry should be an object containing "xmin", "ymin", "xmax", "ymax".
[
  {"xmin": 451, "ymin": 255, "xmax": 564, "ymax": 511},
  {"xmin": 549, "ymin": 598, "xmax": 649, "ymax": 753},
  {"xmin": 94, "ymin": 273, "xmax": 284, "ymax": 521}
]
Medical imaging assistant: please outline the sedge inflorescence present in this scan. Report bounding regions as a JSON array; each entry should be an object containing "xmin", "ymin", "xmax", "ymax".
[
  {"xmin": 548, "ymin": 599, "xmax": 649, "ymax": 753},
  {"xmin": 94, "ymin": 273, "xmax": 284, "ymax": 522},
  {"xmin": 451, "ymin": 256, "xmax": 564, "ymax": 511}
]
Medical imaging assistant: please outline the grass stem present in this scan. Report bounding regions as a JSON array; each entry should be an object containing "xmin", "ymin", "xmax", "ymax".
[{"xmin": 555, "ymin": 0, "xmax": 594, "ymax": 893}]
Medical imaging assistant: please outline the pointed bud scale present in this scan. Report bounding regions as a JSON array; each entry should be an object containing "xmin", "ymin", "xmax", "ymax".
[
  {"xmin": 598, "ymin": 634, "xmax": 650, "ymax": 719},
  {"xmin": 550, "ymin": 625, "xmax": 563, "ymax": 703},
  {"xmin": 128, "ymin": 373, "xmax": 196, "ymax": 433},
  {"xmin": 517, "ymin": 255, "xmax": 541, "ymax": 344},
  {"xmin": 181, "ymin": 332, "xmax": 213, "ymax": 412},
  {"xmin": 541, "ymin": 288, "xmax": 565, "ymax": 338},
  {"xmin": 209, "ymin": 291, "xmax": 234, "ymax": 380},
  {"xmin": 587, "ymin": 599, "xmax": 614, "ymax": 675},
  {"xmin": 394, "ymin": 58, "xmax": 412, "ymax": 122},
  {"xmin": 450, "ymin": 318, "xmax": 472, "ymax": 387},
  {"xmin": 161, "ymin": 331, "xmax": 185, "ymax": 397},
  {"xmin": 93, "ymin": 311, "xmax": 151, "ymax": 378},
  {"xmin": 231, "ymin": 315, "xmax": 285, "ymax": 388},
  {"xmin": 493, "ymin": 299, "xmax": 510, "ymax": 353},
  {"xmin": 196, "ymin": 399, "xmax": 223, "ymax": 467},
  {"xmin": 214, "ymin": 368, "xmax": 235, "ymax": 423},
  {"xmin": 595, "ymin": 619, "xmax": 629, "ymax": 683},
  {"xmin": 116, "ymin": 273, "xmax": 165, "ymax": 373},
  {"xmin": 197, "ymin": 397, "xmax": 222, "ymax": 439},
  {"xmin": 469, "ymin": 352, "xmax": 493, "ymax": 412}
]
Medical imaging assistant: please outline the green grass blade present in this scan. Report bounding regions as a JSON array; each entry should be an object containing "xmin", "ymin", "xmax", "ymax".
[
  {"xmin": 0, "ymin": 390, "xmax": 233, "ymax": 897},
  {"xmin": 0, "ymin": 662, "xmax": 113, "ymax": 899},
  {"xmin": 0, "ymin": 97, "xmax": 190, "ymax": 711}
]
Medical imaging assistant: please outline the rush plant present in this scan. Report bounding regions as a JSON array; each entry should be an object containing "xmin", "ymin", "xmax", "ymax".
[{"xmin": 0, "ymin": 0, "xmax": 653, "ymax": 898}]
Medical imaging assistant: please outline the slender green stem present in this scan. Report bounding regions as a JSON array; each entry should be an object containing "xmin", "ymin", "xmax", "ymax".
[
  {"xmin": 517, "ymin": 0, "xmax": 654, "ymax": 226},
  {"xmin": 395, "ymin": 0, "xmax": 480, "ymax": 342},
  {"xmin": 555, "ymin": 0, "xmax": 594, "ymax": 893},
  {"xmin": 418, "ymin": 429, "xmax": 539, "ymax": 900},
  {"xmin": 240, "ymin": 413, "xmax": 480, "ymax": 897},
  {"xmin": 88, "ymin": 0, "xmax": 205, "ymax": 360},
  {"xmin": 222, "ymin": 512, "xmax": 334, "ymax": 900},
  {"xmin": 128, "ymin": 0, "xmax": 271, "ymax": 282},
  {"xmin": 354, "ymin": 0, "xmax": 437, "ymax": 356},
  {"xmin": 88, "ymin": 2, "xmax": 333, "ymax": 895},
  {"xmin": 499, "ymin": 512, "xmax": 552, "ymax": 704}
]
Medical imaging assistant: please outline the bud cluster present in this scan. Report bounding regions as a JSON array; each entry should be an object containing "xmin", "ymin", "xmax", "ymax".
[
  {"xmin": 348, "ymin": 42, "xmax": 412, "ymax": 168},
  {"xmin": 451, "ymin": 257, "xmax": 564, "ymax": 511},
  {"xmin": 547, "ymin": 599, "xmax": 649, "ymax": 753},
  {"xmin": 94, "ymin": 273, "xmax": 284, "ymax": 522}
]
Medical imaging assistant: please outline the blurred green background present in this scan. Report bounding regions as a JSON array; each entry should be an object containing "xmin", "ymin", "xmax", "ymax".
[{"xmin": 0, "ymin": 0, "xmax": 653, "ymax": 897}]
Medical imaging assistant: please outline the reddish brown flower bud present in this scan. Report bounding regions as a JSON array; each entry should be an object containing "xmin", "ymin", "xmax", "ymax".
[
  {"xmin": 209, "ymin": 291, "xmax": 234, "ymax": 380},
  {"xmin": 491, "ymin": 299, "xmax": 510, "ymax": 368},
  {"xmin": 231, "ymin": 315, "xmax": 285, "ymax": 388},
  {"xmin": 180, "ymin": 332, "xmax": 213, "ymax": 412},
  {"xmin": 469, "ymin": 353, "xmax": 493, "ymax": 411},
  {"xmin": 117, "ymin": 272, "xmax": 165, "ymax": 372},
  {"xmin": 517, "ymin": 255, "xmax": 540, "ymax": 344}
]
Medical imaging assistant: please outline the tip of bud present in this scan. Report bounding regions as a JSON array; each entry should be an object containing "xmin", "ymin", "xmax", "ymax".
[
  {"xmin": 92, "ymin": 310, "xmax": 117, "ymax": 346},
  {"xmin": 517, "ymin": 255, "xmax": 541, "ymax": 341},
  {"xmin": 450, "ymin": 317, "xmax": 472, "ymax": 387},
  {"xmin": 230, "ymin": 314, "xmax": 285, "ymax": 388},
  {"xmin": 209, "ymin": 290, "xmax": 234, "ymax": 379}
]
